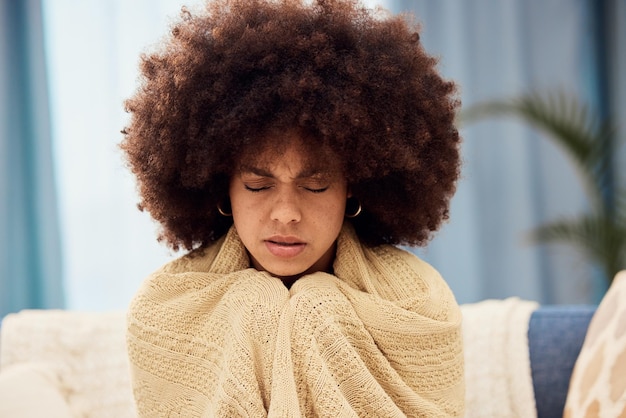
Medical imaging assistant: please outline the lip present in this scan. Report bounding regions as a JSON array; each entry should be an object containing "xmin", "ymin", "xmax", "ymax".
[{"xmin": 264, "ymin": 235, "xmax": 306, "ymax": 258}]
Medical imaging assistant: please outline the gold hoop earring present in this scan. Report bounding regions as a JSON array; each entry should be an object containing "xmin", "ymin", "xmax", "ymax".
[
  {"xmin": 345, "ymin": 198, "xmax": 362, "ymax": 218},
  {"xmin": 217, "ymin": 203, "xmax": 232, "ymax": 217}
]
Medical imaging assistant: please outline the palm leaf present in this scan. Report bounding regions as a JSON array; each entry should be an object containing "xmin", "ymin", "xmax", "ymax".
[
  {"xmin": 461, "ymin": 91, "xmax": 615, "ymax": 211},
  {"xmin": 529, "ymin": 216, "xmax": 626, "ymax": 283},
  {"xmin": 460, "ymin": 91, "xmax": 625, "ymax": 285}
]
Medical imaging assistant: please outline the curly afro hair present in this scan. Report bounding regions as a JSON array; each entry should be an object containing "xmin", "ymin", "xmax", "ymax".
[{"xmin": 121, "ymin": 0, "xmax": 461, "ymax": 252}]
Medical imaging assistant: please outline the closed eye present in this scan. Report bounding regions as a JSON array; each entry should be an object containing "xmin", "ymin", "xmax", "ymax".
[
  {"xmin": 244, "ymin": 185, "xmax": 271, "ymax": 192},
  {"xmin": 304, "ymin": 186, "xmax": 329, "ymax": 193}
]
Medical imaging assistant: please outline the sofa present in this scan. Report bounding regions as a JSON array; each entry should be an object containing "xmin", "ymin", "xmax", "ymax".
[{"xmin": 0, "ymin": 278, "xmax": 622, "ymax": 418}]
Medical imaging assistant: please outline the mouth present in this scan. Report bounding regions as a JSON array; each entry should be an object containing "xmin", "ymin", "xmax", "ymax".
[
  {"xmin": 267, "ymin": 240, "xmax": 302, "ymax": 246},
  {"xmin": 264, "ymin": 236, "xmax": 306, "ymax": 258},
  {"xmin": 266, "ymin": 235, "xmax": 305, "ymax": 245}
]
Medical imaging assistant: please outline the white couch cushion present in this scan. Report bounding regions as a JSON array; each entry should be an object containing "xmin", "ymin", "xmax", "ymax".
[
  {"xmin": 0, "ymin": 310, "xmax": 135, "ymax": 418},
  {"xmin": 0, "ymin": 363, "xmax": 73, "ymax": 418}
]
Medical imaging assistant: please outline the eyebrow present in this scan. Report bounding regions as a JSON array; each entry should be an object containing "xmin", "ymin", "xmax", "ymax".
[{"xmin": 238, "ymin": 165, "xmax": 327, "ymax": 180}]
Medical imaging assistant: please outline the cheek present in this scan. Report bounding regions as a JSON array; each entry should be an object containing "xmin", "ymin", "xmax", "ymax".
[
  {"xmin": 231, "ymin": 197, "xmax": 256, "ymax": 225},
  {"xmin": 334, "ymin": 187, "xmax": 349, "ymax": 213},
  {"xmin": 229, "ymin": 182, "xmax": 250, "ymax": 215},
  {"xmin": 317, "ymin": 192, "xmax": 347, "ymax": 223},
  {"xmin": 228, "ymin": 184, "xmax": 252, "ymax": 233}
]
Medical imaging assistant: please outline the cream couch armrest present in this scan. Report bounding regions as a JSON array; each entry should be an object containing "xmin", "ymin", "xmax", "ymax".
[
  {"xmin": 0, "ymin": 310, "xmax": 136, "ymax": 418},
  {"xmin": 461, "ymin": 297, "xmax": 539, "ymax": 418},
  {"xmin": 0, "ymin": 363, "xmax": 74, "ymax": 418}
]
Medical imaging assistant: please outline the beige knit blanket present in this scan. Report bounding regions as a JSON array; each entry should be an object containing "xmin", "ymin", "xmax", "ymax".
[{"xmin": 127, "ymin": 224, "xmax": 464, "ymax": 417}]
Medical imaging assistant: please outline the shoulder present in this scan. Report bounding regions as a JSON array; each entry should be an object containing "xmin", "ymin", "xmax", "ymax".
[
  {"xmin": 371, "ymin": 244, "xmax": 452, "ymax": 296},
  {"xmin": 337, "ymin": 224, "xmax": 457, "ymax": 308},
  {"xmin": 374, "ymin": 245, "xmax": 462, "ymax": 322},
  {"xmin": 128, "ymin": 236, "xmax": 226, "ymax": 310},
  {"xmin": 374, "ymin": 244, "xmax": 442, "ymax": 281},
  {"xmin": 159, "ymin": 235, "xmax": 225, "ymax": 275}
]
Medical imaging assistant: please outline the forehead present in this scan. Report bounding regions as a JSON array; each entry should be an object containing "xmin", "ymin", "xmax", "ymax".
[{"xmin": 237, "ymin": 132, "xmax": 342, "ymax": 174}]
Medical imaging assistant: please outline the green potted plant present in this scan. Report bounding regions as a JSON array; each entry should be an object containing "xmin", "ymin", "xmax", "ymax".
[{"xmin": 461, "ymin": 91, "xmax": 626, "ymax": 286}]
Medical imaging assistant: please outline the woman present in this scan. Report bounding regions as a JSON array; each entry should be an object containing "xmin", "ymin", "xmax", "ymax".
[{"xmin": 121, "ymin": 0, "xmax": 464, "ymax": 416}]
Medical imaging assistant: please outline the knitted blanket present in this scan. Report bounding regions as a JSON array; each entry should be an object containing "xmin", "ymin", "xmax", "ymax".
[{"xmin": 127, "ymin": 224, "xmax": 464, "ymax": 417}]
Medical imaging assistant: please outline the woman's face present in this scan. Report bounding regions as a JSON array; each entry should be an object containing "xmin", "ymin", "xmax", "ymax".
[{"xmin": 229, "ymin": 134, "xmax": 348, "ymax": 285}]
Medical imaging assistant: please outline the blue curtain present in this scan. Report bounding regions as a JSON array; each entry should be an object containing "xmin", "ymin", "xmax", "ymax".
[
  {"xmin": 389, "ymin": 0, "xmax": 620, "ymax": 305},
  {"xmin": 0, "ymin": 0, "xmax": 64, "ymax": 319}
]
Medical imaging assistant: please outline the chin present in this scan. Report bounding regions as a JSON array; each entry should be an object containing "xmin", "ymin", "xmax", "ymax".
[
  {"xmin": 269, "ymin": 269, "xmax": 305, "ymax": 280},
  {"xmin": 265, "ymin": 264, "xmax": 309, "ymax": 280}
]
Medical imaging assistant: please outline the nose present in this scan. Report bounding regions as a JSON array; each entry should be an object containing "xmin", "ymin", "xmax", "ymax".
[{"xmin": 270, "ymin": 190, "xmax": 302, "ymax": 224}]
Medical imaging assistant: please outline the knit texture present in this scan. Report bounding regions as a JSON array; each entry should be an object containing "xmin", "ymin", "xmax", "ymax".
[{"xmin": 126, "ymin": 224, "xmax": 465, "ymax": 417}]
